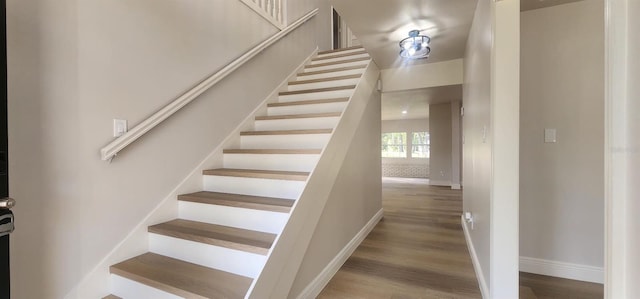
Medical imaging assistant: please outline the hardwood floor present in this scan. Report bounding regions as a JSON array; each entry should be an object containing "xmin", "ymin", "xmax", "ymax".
[
  {"xmin": 317, "ymin": 177, "xmax": 604, "ymax": 299},
  {"xmin": 520, "ymin": 272, "xmax": 603, "ymax": 299},
  {"xmin": 318, "ymin": 177, "xmax": 482, "ymax": 299}
]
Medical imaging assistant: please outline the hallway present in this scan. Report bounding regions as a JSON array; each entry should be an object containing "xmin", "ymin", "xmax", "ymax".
[{"xmin": 318, "ymin": 177, "xmax": 481, "ymax": 298}]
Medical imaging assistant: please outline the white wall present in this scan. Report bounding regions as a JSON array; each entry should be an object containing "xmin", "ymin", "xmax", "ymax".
[
  {"xmin": 381, "ymin": 119, "xmax": 429, "ymax": 178},
  {"xmin": 6, "ymin": 0, "xmax": 331, "ymax": 298},
  {"xmin": 463, "ymin": 0, "xmax": 492, "ymax": 289},
  {"xmin": 429, "ymin": 103, "xmax": 452, "ymax": 185},
  {"xmin": 606, "ymin": 0, "xmax": 640, "ymax": 296},
  {"xmin": 463, "ymin": 0, "xmax": 519, "ymax": 297},
  {"xmin": 381, "ymin": 59, "xmax": 464, "ymax": 92},
  {"xmin": 451, "ymin": 100, "xmax": 462, "ymax": 188},
  {"xmin": 520, "ymin": 0, "xmax": 604, "ymax": 281},
  {"xmin": 288, "ymin": 82, "xmax": 382, "ymax": 298},
  {"xmin": 626, "ymin": 1, "xmax": 640, "ymax": 293},
  {"xmin": 626, "ymin": 1, "xmax": 640, "ymax": 294},
  {"xmin": 381, "ymin": 119, "xmax": 429, "ymax": 134}
]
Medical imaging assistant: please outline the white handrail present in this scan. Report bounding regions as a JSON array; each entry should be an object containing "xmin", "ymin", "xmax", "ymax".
[{"xmin": 100, "ymin": 9, "xmax": 318, "ymax": 161}]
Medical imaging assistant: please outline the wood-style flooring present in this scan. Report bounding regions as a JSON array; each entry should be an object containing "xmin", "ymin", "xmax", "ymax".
[
  {"xmin": 520, "ymin": 272, "xmax": 603, "ymax": 299},
  {"xmin": 318, "ymin": 177, "xmax": 481, "ymax": 298},
  {"xmin": 317, "ymin": 177, "xmax": 604, "ymax": 299}
]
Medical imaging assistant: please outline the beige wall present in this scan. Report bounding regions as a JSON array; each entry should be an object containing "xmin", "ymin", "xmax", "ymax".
[
  {"xmin": 381, "ymin": 59, "xmax": 463, "ymax": 92},
  {"xmin": 6, "ymin": 0, "xmax": 331, "ymax": 298},
  {"xmin": 628, "ymin": 0, "xmax": 640, "ymax": 292},
  {"xmin": 463, "ymin": 0, "xmax": 520, "ymax": 296},
  {"xmin": 288, "ymin": 83, "xmax": 382, "ymax": 298},
  {"xmin": 381, "ymin": 119, "xmax": 429, "ymax": 134},
  {"xmin": 451, "ymin": 100, "xmax": 462, "ymax": 188},
  {"xmin": 520, "ymin": 0, "xmax": 604, "ymax": 270},
  {"xmin": 429, "ymin": 103, "xmax": 452, "ymax": 185},
  {"xmin": 463, "ymin": 0, "xmax": 493, "ymax": 287}
]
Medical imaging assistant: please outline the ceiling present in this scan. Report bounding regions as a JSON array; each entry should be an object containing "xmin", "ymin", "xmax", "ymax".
[
  {"xmin": 521, "ymin": 0, "xmax": 584, "ymax": 11},
  {"xmin": 330, "ymin": 0, "xmax": 478, "ymax": 70},
  {"xmin": 381, "ymin": 85, "xmax": 462, "ymax": 121},
  {"xmin": 332, "ymin": 0, "xmax": 584, "ymax": 120},
  {"xmin": 331, "ymin": 0, "xmax": 587, "ymax": 69}
]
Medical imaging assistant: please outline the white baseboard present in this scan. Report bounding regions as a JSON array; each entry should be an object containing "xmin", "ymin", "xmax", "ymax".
[
  {"xmin": 295, "ymin": 209, "xmax": 384, "ymax": 299},
  {"xmin": 429, "ymin": 180, "xmax": 451, "ymax": 187},
  {"xmin": 451, "ymin": 183, "xmax": 461, "ymax": 190},
  {"xmin": 461, "ymin": 216, "xmax": 489, "ymax": 299},
  {"xmin": 520, "ymin": 256, "xmax": 604, "ymax": 284}
]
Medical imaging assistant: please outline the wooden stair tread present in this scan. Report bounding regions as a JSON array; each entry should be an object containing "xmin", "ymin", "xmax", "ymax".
[
  {"xmin": 288, "ymin": 74, "xmax": 362, "ymax": 85},
  {"xmin": 519, "ymin": 286, "xmax": 538, "ymax": 299},
  {"xmin": 268, "ymin": 97, "xmax": 349, "ymax": 107},
  {"xmin": 305, "ymin": 57, "xmax": 370, "ymax": 69},
  {"xmin": 297, "ymin": 65, "xmax": 367, "ymax": 77},
  {"xmin": 255, "ymin": 112, "xmax": 341, "ymax": 120},
  {"xmin": 240, "ymin": 128, "xmax": 333, "ymax": 136},
  {"xmin": 312, "ymin": 50, "xmax": 368, "ymax": 61},
  {"xmin": 203, "ymin": 168, "xmax": 309, "ymax": 181},
  {"xmin": 223, "ymin": 149, "xmax": 322, "ymax": 154},
  {"xmin": 317, "ymin": 45, "xmax": 364, "ymax": 55},
  {"xmin": 279, "ymin": 85, "xmax": 356, "ymax": 96},
  {"xmin": 102, "ymin": 295, "xmax": 122, "ymax": 299},
  {"xmin": 149, "ymin": 219, "xmax": 276, "ymax": 255},
  {"xmin": 179, "ymin": 191, "xmax": 294, "ymax": 213},
  {"xmin": 110, "ymin": 253, "xmax": 252, "ymax": 299}
]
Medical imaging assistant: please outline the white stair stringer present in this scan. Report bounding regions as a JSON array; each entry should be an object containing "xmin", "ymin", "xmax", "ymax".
[{"xmin": 106, "ymin": 47, "xmax": 371, "ymax": 299}]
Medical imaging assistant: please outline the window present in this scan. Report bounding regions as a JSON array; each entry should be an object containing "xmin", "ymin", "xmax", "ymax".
[
  {"xmin": 381, "ymin": 132, "xmax": 407, "ymax": 158},
  {"xmin": 412, "ymin": 132, "xmax": 430, "ymax": 158}
]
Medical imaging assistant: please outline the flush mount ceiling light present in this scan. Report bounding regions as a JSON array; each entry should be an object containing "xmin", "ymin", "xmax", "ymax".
[{"xmin": 399, "ymin": 30, "xmax": 431, "ymax": 59}]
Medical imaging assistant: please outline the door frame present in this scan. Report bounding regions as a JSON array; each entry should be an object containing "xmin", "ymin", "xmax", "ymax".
[{"xmin": 604, "ymin": 0, "xmax": 637, "ymax": 297}]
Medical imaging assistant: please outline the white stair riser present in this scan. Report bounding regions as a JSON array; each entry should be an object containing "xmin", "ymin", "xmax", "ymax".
[
  {"xmin": 254, "ymin": 117, "xmax": 339, "ymax": 131},
  {"xmin": 111, "ymin": 274, "xmax": 183, "ymax": 299},
  {"xmin": 303, "ymin": 60, "xmax": 368, "ymax": 73},
  {"xmin": 279, "ymin": 89, "xmax": 354, "ymax": 102},
  {"xmin": 240, "ymin": 134, "xmax": 331, "ymax": 149},
  {"xmin": 149, "ymin": 234, "xmax": 265, "ymax": 279},
  {"xmin": 224, "ymin": 154, "xmax": 320, "ymax": 172},
  {"xmin": 287, "ymin": 78, "xmax": 360, "ymax": 91},
  {"xmin": 267, "ymin": 102, "xmax": 347, "ymax": 116},
  {"xmin": 316, "ymin": 48, "xmax": 365, "ymax": 58},
  {"xmin": 179, "ymin": 201, "xmax": 289, "ymax": 234},
  {"xmin": 296, "ymin": 68, "xmax": 364, "ymax": 81},
  {"xmin": 202, "ymin": 175, "xmax": 305, "ymax": 199},
  {"xmin": 310, "ymin": 53, "xmax": 369, "ymax": 65}
]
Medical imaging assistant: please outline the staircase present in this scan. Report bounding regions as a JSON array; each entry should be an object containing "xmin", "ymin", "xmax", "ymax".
[{"xmin": 105, "ymin": 46, "xmax": 371, "ymax": 299}]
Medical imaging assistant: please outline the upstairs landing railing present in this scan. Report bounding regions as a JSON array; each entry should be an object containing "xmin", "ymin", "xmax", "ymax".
[{"xmin": 239, "ymin": 0, "xmax": 286, "ymax": 30}]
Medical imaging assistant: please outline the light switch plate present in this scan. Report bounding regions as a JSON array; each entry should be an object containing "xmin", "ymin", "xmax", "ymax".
[
  {"xmin": 113, "ymin": 119, "xmax": 128, "ymax": 137},
  {"xmin": 544, "ymin": 128, "xmax": 557, "ymax": 143}
]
